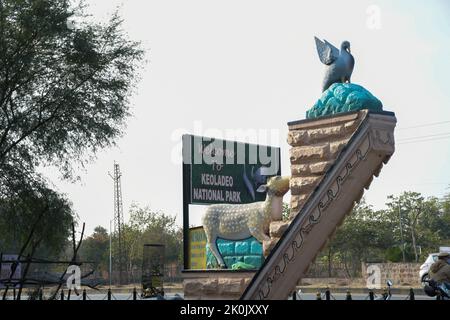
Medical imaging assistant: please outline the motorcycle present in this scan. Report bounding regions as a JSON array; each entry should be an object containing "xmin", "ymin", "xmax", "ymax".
[
  {"xmin": 423, "ymin": 279, "xmax": 450, "ymax": 300},
  {"xmin": 376, "ymin": 280, "xmax": 393, "ymax": 300}
]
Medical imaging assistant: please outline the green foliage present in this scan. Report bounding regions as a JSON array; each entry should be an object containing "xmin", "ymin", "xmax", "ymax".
[
  {"xmin": 0, "ymin": 0, "xmax": 143, "ymax": 258},
  {"xmin": 321, "ymin": 192, "xmax": 450, "ymax": 277},
  {"xmin": 124, "ymin": 203, "xmax": 182, "ymax": 265},
  {"xmin": 385, "ymin": 192, "xmax": 447, "ymax": 261},
  {"xmin": 384, "ymin": 245, "xmax": 416, "ymax": 262},
  {"xmin": 325, "ymin": 199, "xmax": 391, "ymax": 275},
  {"xmin": 384, "ymin": 247, "xmax": 403, "ymax": 262},
  {"xmin": 0, "ymin": 0, "xmax": 144, "ymax": 183},
  {"xmin": 0, "ymin": 0, "xmax": 144, "ymax": 181},
  {"xmin": 78, "ymin": 226, "xmax": 109, "ymax": 270},
  {"xmin": 0, "ymin": 180, "xmax": 74, "ymax": 257},
  {"xmin": 81, "ymin": 204, "xmax": 182, "ymax": 277}
]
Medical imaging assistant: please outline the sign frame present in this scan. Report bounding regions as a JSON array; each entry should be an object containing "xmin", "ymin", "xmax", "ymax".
[{"xmin": 182, "ymin": 134, "xmax": 281, "ymax": 270}]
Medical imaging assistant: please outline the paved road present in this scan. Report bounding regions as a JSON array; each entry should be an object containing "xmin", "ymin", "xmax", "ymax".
[
  {"xmin": 291, "ymin": 292, "xmax": 435, "ymax": 300},
  {"xmin": 79, "ymin": 292, "xmax": 436, "ymax": 300},
  {"xmin": 4, "ymin": 292, "xmax": 437, "ymax": 300}
]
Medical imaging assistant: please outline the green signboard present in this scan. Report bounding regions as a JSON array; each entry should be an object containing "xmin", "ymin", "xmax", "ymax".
[
  {"xmin": 182, "ymin": 134, "xmax": 281, "ymax": 205},
  {"xmin": 181, "ymin": 134, "xmax": 281, "ymax": 269}
]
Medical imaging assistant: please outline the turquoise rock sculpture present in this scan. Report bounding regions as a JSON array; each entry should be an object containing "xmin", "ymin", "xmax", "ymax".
[
  {"xmin": 306, "ymin": 83, "xmax": 383, "ymax": 119},
  {"xmin": 206, "ymin": 237, "xmax": 264, "ymax": 269}
]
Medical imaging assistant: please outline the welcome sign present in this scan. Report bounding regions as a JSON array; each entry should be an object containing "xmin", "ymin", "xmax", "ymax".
[
  {"xmin": 182, "ymin": 134, "xmax": 281, "ymax": 205},
  {"xmin": 181, "ymin": 134, "xmax": 281, "ymax": 269}
]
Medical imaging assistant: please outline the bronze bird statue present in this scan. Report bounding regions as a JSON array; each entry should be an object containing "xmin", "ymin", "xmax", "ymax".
[{"xmin": 314, "ymin": 37, "xmax": 355, "ymax": 92}]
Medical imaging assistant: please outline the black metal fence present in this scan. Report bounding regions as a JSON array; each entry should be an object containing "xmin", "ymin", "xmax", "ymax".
[
  {"xmin": 3, "ymin": 287, "xmax": 420, "ymax": 300},
  {"xmin": 291, "ymin": 287, "xmax": 418, "ymax": 301},
  {"xmin": 3, "ymin": 287, "xmax": 145, "ymax": 300}
]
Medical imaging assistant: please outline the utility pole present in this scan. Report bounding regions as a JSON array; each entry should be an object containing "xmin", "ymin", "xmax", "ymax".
[
  {"xmin": 411, "ymin": 204, "xmax": 422, "ymax": 263},
  {"xmin": 398, "ymin": 199, "xmax": 406, "ymax": 262},
  {"xmin": 109, "ymin": 162, "xmax": 125, "ymax": 285}
]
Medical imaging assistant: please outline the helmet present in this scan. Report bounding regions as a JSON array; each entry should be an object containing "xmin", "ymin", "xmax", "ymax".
[{"xmin": 438, "ymin": 252, "xmax": 450, "ymax": 259}]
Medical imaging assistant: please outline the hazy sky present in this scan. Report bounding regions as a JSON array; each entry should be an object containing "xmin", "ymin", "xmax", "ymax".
[{"xmin": 43, "ymin": 0, "xmax": 450, "ymax": 235}]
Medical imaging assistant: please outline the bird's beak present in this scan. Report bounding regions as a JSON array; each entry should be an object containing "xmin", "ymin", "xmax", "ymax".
[{"xmin": 348, "ymin": 48, "xmax": 351, "ymax": 53}]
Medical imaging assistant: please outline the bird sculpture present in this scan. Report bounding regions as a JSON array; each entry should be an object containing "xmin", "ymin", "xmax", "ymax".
[{"xmin": 314, "ymin": 37, "xmax": 355, "ymax": 92}]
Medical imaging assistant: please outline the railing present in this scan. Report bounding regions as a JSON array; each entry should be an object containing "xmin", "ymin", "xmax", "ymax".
[
  {"xmin": 3, "ymin": 287, "xmax": 149, "ymax": 300},
  {"xmin": 291, "ymin": 287, "xmax": 417, "ymax": 301}
]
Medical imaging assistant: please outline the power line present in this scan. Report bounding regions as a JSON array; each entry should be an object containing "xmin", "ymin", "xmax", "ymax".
[
  {"xmin": 397, "ymin": 120, "xmax": 450, "ymax": 130},
  {"xmin": 398, "ymin": 135, "xmax": 450, "ymax": 145},
  {"xmin": 395, "ymin": 120, "xmax": 450, "ymax": 145},
  {"xmin": 397, "ymin": 131, "xmax": 450, "ymax": 142}
]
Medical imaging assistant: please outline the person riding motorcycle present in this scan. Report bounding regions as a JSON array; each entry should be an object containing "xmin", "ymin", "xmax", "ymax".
[
  {"xmin": 429, "ymin": 252, "xmax": 450, "ymax": 297},
  {"xmin": 430, "ymin": 252, "xmax": 450, "ymax": 282}
]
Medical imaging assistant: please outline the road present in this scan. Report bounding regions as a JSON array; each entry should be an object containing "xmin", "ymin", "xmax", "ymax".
[
  {"xmin": 76, "ymin": 292, "xmax": 435, "ymax": 300},
  {"xmin": 3, "ymin": 291, "xmax": 437, "ymax": 300}
]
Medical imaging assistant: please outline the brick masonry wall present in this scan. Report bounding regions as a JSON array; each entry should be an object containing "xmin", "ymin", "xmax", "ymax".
[
  {"xmin": 362, "ymin": 262, "xmax": 422, "ymax": 286},
  {"xmin": 183, "ymin": 274, "xmax": 255, "ymax": 300}
]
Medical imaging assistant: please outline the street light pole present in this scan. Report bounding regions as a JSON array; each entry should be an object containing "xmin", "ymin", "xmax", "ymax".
[{"xmin": 109, "ymin": 219, "xmax": 112, "ymax": 288}]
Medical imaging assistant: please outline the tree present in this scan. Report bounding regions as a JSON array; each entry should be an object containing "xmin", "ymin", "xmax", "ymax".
[
  {"xmin": 438, "ymin": 190, "xmax": 450, "ymax": 241},
  {"xmin": 76, "ymin": 204, "xmax": 183, "ymax": 283},
  {"xmin": 0, "ymin": 0, "xmax": 144, "ymax": 184},
  {"xmin": 0, "ymin": 0, "xmax": 143, "ymax": 258},
  {"xmin": 306, "ymin": 190, "xmax": 450, "ymax": 278},
  {"xmin": 127, "ymin": 204, "xmax": 182, "ymax": 262},
  {"xmin": 78, "ymin": 226, "xmax": 110, "ymax": 273},
  {"xmin": 326, "ymin": 199, "xmax": 394, "ymax": 277},
  {"xmin": 116, "ymin": 204, "xmax": 182, "ymax": 282},
  {"xmin": 385, "ymin": 192, "xmax": 444, "ymax": 262},
  {"xmin": 386, "ymin": 192, "xmax": 424, "ymax": 262},
  {"xmin": 0, "ymin": 177, "xmax": 74, "ymax": 258}
]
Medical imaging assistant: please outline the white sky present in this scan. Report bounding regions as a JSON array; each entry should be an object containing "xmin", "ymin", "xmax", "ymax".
[{"xmin": 43, "ymin": 0, "xmax": 450, "ymax": 235}]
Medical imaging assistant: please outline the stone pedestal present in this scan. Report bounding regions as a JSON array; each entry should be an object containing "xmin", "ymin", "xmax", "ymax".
[
  {"xmin": 182, "ymin": 270, "xmax": 255, "ymax": 300},
  {"xmin": 288, "ymin": 111, "xmax": 366, "ymax": 218}
]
